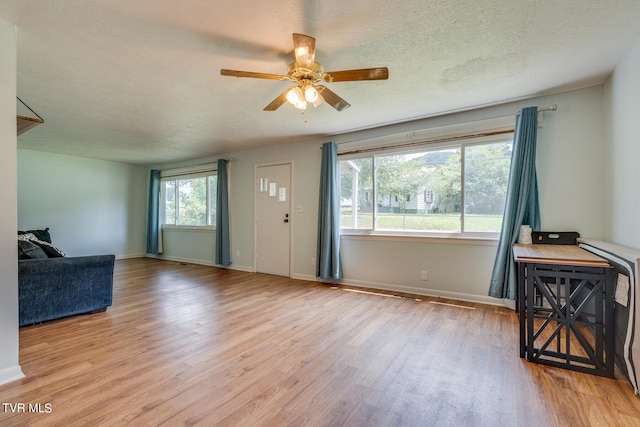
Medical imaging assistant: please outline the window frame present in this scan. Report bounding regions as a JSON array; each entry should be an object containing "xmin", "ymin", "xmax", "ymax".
[
  {"xmin": 338, "ymin": 134, "xmax": 513, "ymax": 240},
  {"xmin": 160, "ymin": 170, "xmax": 218, "ymax": 230}
]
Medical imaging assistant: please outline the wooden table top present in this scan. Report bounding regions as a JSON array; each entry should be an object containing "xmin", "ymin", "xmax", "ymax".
[{"xmin": 513, "ymin": 244, "xmax": 610, "ymax": 267}]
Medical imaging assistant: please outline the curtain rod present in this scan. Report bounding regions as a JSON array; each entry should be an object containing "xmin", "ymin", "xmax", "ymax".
[
  {"xmin": 514, "ymin": 104, "xmax": 558, "ymax": 114},
  {"xmin": 329, "ymin": 104, "xmax": 558, "ymax": 155},
  {"xmin": 535, "ymin": 104, "xmax": 557, "ymax": 113},
  {"xmin": 159, "ymin": 157, "xmax": 235, "ymax": 177},
  {"xmin": 320, "ymin": 104, "xmax": 558, "ymax": 152},
  {"xmin": 336, "ymin": 129, "xmax": 515, "ymax": 157}
]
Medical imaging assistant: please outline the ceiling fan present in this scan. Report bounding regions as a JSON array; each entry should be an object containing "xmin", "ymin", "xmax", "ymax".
[{"xmin": 220, "ymin": 33, "xmax": 389, "ymax": 112}]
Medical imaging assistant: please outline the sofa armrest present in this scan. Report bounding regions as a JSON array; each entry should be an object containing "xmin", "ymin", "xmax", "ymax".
[{"xmin": 18, "ymin": 255, "xmax": 115, "ymax": 326}]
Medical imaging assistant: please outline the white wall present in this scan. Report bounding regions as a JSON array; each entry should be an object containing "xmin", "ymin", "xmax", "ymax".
[
  {"xmin": 153, "ymin": 138, "xmax": 322, "ymax": 274},
  {"xmin": 17, "ymin": 149, "xmax": 148, "ymax": 258},
  {"xmin": 0, "ymin": 18, "xmax": 23, "ymax": 386},
  {"xmin": 604, "ymin": 37, "xmax": 640, "ymax": 249},
  {"xmin": 155, "ymin": 85, "xmax": 607, "ymax": 305},
  {"xmin": 158, "ymin": 228, "xmax": 216, "ymax": 265}
]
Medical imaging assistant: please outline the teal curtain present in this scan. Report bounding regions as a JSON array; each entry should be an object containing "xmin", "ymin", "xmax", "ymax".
[
  {"xmin": 146, "ymin": 169, "xmax": 161, "ymax": 254},
  {"xmin": 316, "ymin": 142, "xmax": 342, "ymax": 279},
  {"xmin": 489, "ymin": 107, "xmax": 541, "ymax": 300},
  {"xmin": 215, "ymin": 159, "xmax": 231, "ymax": 267}
]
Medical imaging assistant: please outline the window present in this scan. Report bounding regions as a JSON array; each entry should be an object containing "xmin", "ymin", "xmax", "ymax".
[
  {"xmin": 160, "ymin": 172, "xmax": 217, "ymax": 227},
  {"xmin": 339, "ymin": 138, "xmax": 512, "ymax": 236}
]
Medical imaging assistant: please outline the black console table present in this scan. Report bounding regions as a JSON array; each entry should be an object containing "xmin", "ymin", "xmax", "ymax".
[{"xmin": 514, "ymin": 244, "xmax": 615, "ymax": 377}]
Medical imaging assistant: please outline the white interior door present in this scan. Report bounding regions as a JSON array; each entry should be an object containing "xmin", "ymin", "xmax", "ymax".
[{"xmin": 255, "ymin": 163, "xmax": 291, "ymax": 276}]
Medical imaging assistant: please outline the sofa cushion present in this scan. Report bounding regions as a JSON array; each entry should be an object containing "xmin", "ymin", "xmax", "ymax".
[{"xmin": 18, "ymin": 240, "xmax": 49, "ymax": 260}]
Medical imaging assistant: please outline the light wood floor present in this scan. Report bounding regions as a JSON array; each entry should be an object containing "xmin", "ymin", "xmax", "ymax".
[{"xmin": 1, "ymin": 258, "xmax": 639, "ymax": 426}]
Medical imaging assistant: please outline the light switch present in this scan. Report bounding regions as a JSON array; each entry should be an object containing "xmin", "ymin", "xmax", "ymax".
[{"xmin": 296, "ymin": 205, "xmax": 303, "ymax": 213}]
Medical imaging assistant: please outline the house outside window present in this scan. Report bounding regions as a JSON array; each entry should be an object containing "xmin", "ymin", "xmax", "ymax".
[
  {"xmin": 339, "ymin": 137, "xmax": 512, "ymax": 237},
  {"xmin": 160, "ymin": 172, "xmax": 217, "ymax": 227}
]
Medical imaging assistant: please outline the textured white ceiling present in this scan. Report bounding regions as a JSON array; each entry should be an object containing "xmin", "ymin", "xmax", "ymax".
[{"xmin": 3, "ymin": 0, "xmax": 640, "ymax": 165}]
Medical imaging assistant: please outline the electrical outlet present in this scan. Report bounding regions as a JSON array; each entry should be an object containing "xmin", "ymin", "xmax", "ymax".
[
  {"xmin": 236, "ymin": 250, "xmax": 240, "ymax": 257},
  {"xmin": 421, "ymin": 270, "xmax": 428, "ymax": 281},
  {"xmin": 311, "ymin": 257, "xmax": 316, "ymax": 266}
]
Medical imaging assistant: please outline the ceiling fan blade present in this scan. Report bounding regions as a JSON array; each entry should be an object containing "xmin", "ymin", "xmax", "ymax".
[
  {"xmin": 220, "ymin": 69, "xmax": 287, "ymax": 80},
  {"xmin": 292, "ymin": 33, "xmax": 316, "ymax": 68},
  {"xmin": 263, "ymin": 88, "xmax": 291, "ymax": 111},
  {"xmin": 324, "ymin": 67, "xmax": 389, "ymax": 82},
  {"xmin": 316, "ymin": 86, "xmax": 350, "ymax": 112}
]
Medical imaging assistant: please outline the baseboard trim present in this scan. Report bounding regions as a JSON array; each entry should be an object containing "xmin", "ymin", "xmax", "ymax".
[
  {"xmin": 115, "ymin": 253, "xmax": 146, "ymax": 260},
  {"xmin": 0, "ymin": 365, "xmax": 25, "ymax": 386},
  {"xmin": 224, "ymin": 264, "xmax": 254, "ymax": 273},
  {"xmin": 138, "ymin": 259, "xmax": 506, "ymax": 307},
  {"xmin": 145, "ymin": 254, "xmax": 254, "ymax": 273},
  {"xmin": 291, "ymin": 273, "xmax": 504, "ymax": 307}
]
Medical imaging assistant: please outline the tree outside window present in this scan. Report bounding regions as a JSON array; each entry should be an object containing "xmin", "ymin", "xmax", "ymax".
[
  {"xmin": 338, "ymin": 138, "xmax": 511, "ymax": 234},
  {"xmin": 161, "ymin": 172, "xmax": 218, "ymax": 227}
]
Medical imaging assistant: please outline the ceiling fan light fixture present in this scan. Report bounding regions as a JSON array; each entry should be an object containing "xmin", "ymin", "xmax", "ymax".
[
  {"xmin": 304, "ymin": 85, "xmax": 319, "ymax": 103},
  {"xmin": 286, "ymin": 87, "xmax": 303, "ymax": 105}
]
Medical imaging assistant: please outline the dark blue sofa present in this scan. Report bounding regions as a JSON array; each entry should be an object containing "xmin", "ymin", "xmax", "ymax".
[{"xmin": 18, "ymin": 255, "xmax": 115, "ymax": 326}]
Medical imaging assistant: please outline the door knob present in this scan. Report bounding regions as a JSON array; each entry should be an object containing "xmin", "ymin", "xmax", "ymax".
[{"xmin": 284, "ymin": 213, "xmax": 289, "ymax": 223}]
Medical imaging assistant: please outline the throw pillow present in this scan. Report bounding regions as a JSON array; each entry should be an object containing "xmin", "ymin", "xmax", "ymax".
[
  {"xmin": 26, "ymin": 227, "xmax": 52, "ymax": 243},
  {"xmin": 18, "ymin": 232, "xmax": 67, "ymax": 257},
  {"xmin": 18, "ymin": 240, "xmax": 48, "ymax": 260},
  {"xmin": 33, "ymin": 240, "xmax": 66, "ymax": 258}
]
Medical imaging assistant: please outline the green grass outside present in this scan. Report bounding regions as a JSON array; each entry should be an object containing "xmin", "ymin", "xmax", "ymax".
[{"xmin": 340, "ymin": 212, "xmax": 502, "ymax": 232}]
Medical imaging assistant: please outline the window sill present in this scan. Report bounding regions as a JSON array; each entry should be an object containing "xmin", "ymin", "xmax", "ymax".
[
  {"xmin": 161, "ymin": 225, "xmax": 216, "ymax": 232},
  {"xmin": 340, "ymin": 232, "xmax": 499, "ymax": 246}
]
